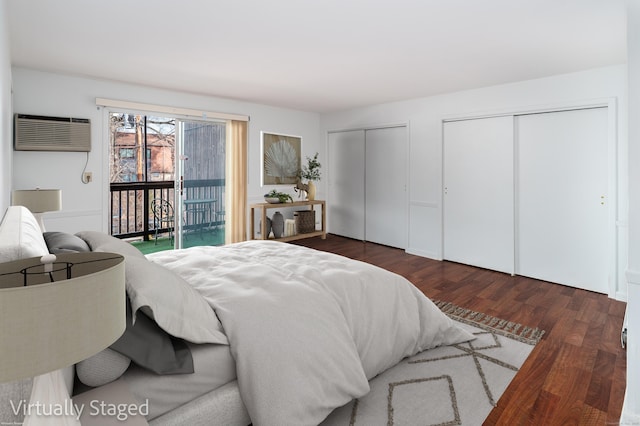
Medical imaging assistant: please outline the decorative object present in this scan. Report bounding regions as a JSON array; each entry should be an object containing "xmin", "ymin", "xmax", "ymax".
[
  {"xmin": 261, "ymin": 132, "xmax": 301, "ymax": 186},
  {"xmin": 293, "ymin": 178, "xmax": 309, "ymax": 199},
  {"xmin": 285, "ymin": 219, "xmax": 296, "ymax": 237},
  {"xmin": 322, "ymin": 301, "xmax": 544, "ymax": 425},
  {"xmin": 0, "ymin": 252, "xmax": 126, "ymax": 425},
  {"xmin": 306, "ymin": 181, "xmax": 317, "ymax": 201},
  {"xmin": 264, "ymin": 189, "xmax": 293, "ymax": 204},
  {"xmin": 294, "ymin": 210, "xmax": 315, "ymax": 234},
  {"xmin": 271, "ymin": 211, "xmax": 284, "ymax": 238},
  {"xmin": 297, "ymin": 153, "xmax": 321, "ymax": 201},
  {"xmin": 260, "ymin": 216, "xmax": 272, "ymax": 238},
  {"xmin": 11, "ymin": 188, "xmax": 62, "ymax": 231}
]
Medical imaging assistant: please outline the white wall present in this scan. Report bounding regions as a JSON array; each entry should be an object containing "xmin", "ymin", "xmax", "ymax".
[
  {"xmin": 11, "ymin": 68, "xmax": 321, "ymax": 234},
  {"xmin": 622, "ymin": 1, "xmax": 640, "ymax": 423},
  {"xmin": 0, "ymin": 0, "xmax": 12, "ymax": 212},
  {"xmin": 321, "ymin": 65, "xmax": 628, "ymax": 299}
]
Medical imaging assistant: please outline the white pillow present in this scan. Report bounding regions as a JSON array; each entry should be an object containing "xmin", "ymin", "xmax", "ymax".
[
  {"xmin": 76, "ymin": 348, "xmax": 131, "ymax": 387},
  {"xmin": 0, "ymin": 206, "xmax": 49, "ymax": 262}
]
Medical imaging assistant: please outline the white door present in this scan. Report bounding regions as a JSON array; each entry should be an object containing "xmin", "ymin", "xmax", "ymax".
[
  {"xmin": 328, "ymin": 130, "xmax": 365, "ymax": 240},
  {"xmin": 365, "ymin": 126, "xmax": 407, "ymax": 249},
  {"xmin": 443, "ymin": 116, "xmax": 515, "ymax": 274},
  {"xmin": 516, "ymin": 107, "xmax": 609, "ymax": 293}
]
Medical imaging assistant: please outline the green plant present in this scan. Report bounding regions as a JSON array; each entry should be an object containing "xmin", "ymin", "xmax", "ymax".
[
  {"xmin": 298, "ymin": 152, "xmax": 321, "ymax": 182},
  {"xmin": 264, "ymin": 189, "xmax": 293, "ymax": 203}
]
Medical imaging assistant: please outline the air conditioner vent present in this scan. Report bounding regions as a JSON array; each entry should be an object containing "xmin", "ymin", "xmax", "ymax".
[{"xmin": 14, "ymin": 114, "xmax": 91, "ymax": 152}]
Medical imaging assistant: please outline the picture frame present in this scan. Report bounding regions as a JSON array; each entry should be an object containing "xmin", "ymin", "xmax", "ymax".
[{"xmin": 261, "ymin": 131, "xmax": 302, "ymax": 186}]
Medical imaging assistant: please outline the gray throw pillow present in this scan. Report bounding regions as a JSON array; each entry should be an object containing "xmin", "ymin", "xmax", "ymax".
[
  {"xmin": 109, "ymin": 298, "xmax": 194, "ymax": 375},
  {"xmin": 43, "ymin": 231, "xmax": 91, "ymax": 254},
  {"xmin": 75, "ymin": 231, "xmax": 145, "ymax": 258}
]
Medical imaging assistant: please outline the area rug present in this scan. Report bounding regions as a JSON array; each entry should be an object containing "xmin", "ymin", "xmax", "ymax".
[{"xmin": 321, "ymin": 301, "xmax": 545, "ymax": 426}]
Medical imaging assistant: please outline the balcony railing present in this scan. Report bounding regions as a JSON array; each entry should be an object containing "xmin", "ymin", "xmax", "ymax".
[{"xmin": 110, "ymin": 179, "xmax": 225, "ymax": 240}]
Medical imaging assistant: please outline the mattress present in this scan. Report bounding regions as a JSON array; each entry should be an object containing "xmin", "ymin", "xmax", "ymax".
[
  {"xmin": 149, "ymin": 380, "xmax": 250, "ymax": 426},
  {"xmin": 122, "ymin": 342, "xmax": 237, "ymax": 420}
]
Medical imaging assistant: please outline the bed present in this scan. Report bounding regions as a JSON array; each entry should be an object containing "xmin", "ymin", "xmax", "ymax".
[{"xmin": 0, "ymin": 206, "xmax": 474, "ymax": 425}]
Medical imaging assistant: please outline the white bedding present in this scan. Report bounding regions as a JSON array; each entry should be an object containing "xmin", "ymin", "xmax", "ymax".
[
  {"xmin": 147, "ymin": 240, "xmax": 473, "ymax": 425},
  {"xmin": 123, "ymin": 342, "xmax": 237, "ymax": 420}
]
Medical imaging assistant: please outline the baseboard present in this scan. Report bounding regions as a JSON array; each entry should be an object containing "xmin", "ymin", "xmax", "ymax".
[
  {"xmin": 627, "ymin": 269, "xmax": 640, "ymax": 286},
  {"xmin": 405, "ymin": 247, "xmax": 441, "ymax": 261},
  {"xmin": 621, "ymin": 392, "xmax": 640, "ymax": 426},
  {"xmin": 616, "ymin": 290, "xmax": 628, "ymax": 302},
  {"xmin": 622, "ymin": 269, "xmax": 639, "ymax": 425}
]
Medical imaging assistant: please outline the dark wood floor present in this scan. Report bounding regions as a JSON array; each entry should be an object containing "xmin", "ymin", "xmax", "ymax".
[{"xmin": 294, "ymin": 235, "xmax": 627, "ymax": 425}]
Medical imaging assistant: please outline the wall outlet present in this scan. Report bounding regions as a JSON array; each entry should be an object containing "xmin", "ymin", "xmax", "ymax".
[{"xmin": 83, "ymin": 172, "xmax": 92, "ymax": 183}]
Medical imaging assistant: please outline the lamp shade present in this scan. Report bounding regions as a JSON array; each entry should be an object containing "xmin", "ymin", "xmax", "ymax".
[
  {"xmin": 0, "ymin": 252, "xmax": 125, "ymax": 383},
  {"xmin": 11, "ymin": 189, "xmax": 62, "ymax": 213}
]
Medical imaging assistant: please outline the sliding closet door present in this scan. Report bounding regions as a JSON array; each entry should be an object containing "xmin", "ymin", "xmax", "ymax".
[
  {"xmin": 443, "ymin": 116, "xmax": 514, "ymax": 274},
  {"xmin": 365, "ymin": 126, "xmax": 407, "ymax": 249},
  {"xmin": 516, "ymin": 107, "xmax": 609, "ymax": 293},
  {"xmin": 328, "ymin": 130, "xmax": 365, "ymax": 240}
]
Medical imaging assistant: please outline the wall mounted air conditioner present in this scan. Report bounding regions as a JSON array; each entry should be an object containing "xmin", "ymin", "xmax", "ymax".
[{"xmin": 14, "ymin": 114, "xmax": 91, "ymax": 152}]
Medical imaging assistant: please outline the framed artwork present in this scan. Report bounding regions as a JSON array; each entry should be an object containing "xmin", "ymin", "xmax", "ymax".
[{"xmin": 261, "ymin": 131, "xmax": 301, "ymax": 186}]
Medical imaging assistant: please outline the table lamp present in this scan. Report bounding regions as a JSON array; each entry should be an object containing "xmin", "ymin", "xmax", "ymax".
[
  {"xmin": 0, "ymin": 252, "xmax": 126, "ymax": 425},
  {"xmin": 11, "ymin": 189, "xmax": 63, "ymax": 231}
]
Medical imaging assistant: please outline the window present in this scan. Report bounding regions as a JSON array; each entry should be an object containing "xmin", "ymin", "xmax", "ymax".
[
  {"xmin": 110, "ymin": 114, "xmax": 175, "ymax": 184},
  {"xmin": 99, "ymin": 98, "xmax": 249, "ymax": 247}
]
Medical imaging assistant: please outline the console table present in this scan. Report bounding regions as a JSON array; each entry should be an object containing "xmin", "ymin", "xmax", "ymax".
[{"xmin": 250, "ymin": 200, "xmax": 326, "ymax": 242}]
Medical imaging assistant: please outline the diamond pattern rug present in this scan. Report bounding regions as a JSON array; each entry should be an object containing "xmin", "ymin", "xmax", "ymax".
[{"xmin": 321, "ymin": 301, "xmax": 544, "ymax": 426}]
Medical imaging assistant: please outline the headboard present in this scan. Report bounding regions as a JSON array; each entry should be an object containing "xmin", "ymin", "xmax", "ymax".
[
  {"xmin": 0, "ymin": 206, "xmax": 49, "ymax": 263},
  {"xmin": 0, "ymin": 206, "xmax": 75, "ymax": 425}
]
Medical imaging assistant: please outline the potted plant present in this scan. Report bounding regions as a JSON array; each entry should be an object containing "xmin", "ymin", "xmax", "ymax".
[
  {"xmin": 264, "ymin": 189, "xmax": 293, "ymax": 204},
  {"xmin": 297, "ymin": 153, "xmax": 321, "ymax": 200}
]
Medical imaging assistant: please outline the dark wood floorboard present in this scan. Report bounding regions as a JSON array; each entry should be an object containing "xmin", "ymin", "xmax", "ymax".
[{"xmin": 294, "ymin": 235, "xmax": 627, "ymax": 425}]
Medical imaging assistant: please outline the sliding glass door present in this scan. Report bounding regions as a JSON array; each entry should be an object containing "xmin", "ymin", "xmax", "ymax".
[
  {"xmin": 175, "ymin": 120, "xmax": 226, "ymax": 248},
  {"xmin": 109, "ymin": 112, "xmax": 226, "ymax": 251}
]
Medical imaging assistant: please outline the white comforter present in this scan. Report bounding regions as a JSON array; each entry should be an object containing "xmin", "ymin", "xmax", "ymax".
[{"xmin": 148, "ymin": 240, "xmax": 473, "ymax": 425}]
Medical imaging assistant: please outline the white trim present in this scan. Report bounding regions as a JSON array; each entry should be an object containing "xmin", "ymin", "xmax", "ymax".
[
  {"xmin": 616, "ymin": 291, "xmax": 628, "ymax": 302},
  {"xmin": 405, "ymin": 121, "xmax": 412, "ymax": 252},
  {"xmin": 95, "ymin": 97, "xmax": 249, "ymax": 122},
  {"xmin": 405, "ymin": 247, "xmax": 441, "ymax": 261},
  {"xmin": 325, "ymin": 123, "xmax": 410, "ymax": 249},
  {"xmin": 606, "ymin": 99, "xmax": 619, "ymax": 298},
  {"xmin": 46, "ymin": 209, "xmax": 103, "ymax": 219},
  {"xmin": 441, "ymin": 97, "xmax": 615, "ymax": 123},
  {"xmin": 327, "ymin": 122, "xmax": 408, "ymax": 134},
  {"xmin": 626, "ymin": 269, "xmax": 640, "ymax": 286},
  {"xmin": 410, "ymin": 200, "xmax": 438, "ymax": 209},
  {"xmin": 101, "ymin": 107, "xmax": 111, "ymax": 234},
  {"xmin": 621, "ymin": 401, "xmax": 640, "ymax": 426}
]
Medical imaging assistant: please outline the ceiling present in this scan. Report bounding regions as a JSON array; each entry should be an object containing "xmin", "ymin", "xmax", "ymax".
[{"xmin": 6, "ymin": 0, "xmax": 627, "ymax": 113}]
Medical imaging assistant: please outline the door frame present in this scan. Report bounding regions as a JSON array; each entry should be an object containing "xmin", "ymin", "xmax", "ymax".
[
  {"xmin": 326, "ymin": 121, "xmax": 410, "ymax": 249},
  {"xmin": 174, "ymin": 118, "xmax": 227, "ymax": 249},
  {"xmin": 440, "ymin": 97, "xmax": 618, "ymax": 298}
]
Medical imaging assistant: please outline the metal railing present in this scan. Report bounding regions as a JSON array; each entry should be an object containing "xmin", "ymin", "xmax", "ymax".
[{"xmin": 110, "ymin": 179, "xmax": 225, "ymax": 240}]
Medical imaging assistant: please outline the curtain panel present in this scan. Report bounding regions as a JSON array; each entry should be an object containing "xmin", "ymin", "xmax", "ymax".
[{"xmin": 225, "ymin": 120, "xmax": 248, "ymax": 244}]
